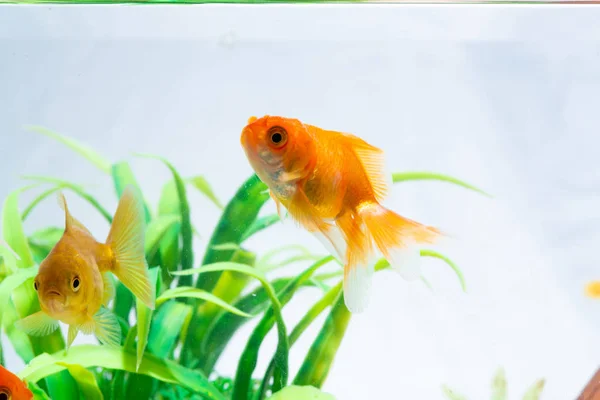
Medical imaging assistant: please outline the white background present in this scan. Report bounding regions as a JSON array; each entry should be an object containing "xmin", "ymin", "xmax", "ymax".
[{"xmin": 1, "ymin": 5, "xmax": 600, "ymax": 399}]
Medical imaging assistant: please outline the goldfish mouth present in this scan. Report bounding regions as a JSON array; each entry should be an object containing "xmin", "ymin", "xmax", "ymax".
[{"xmin": 45, "ymin": 290, "xmax": 61, "ymax": 297}]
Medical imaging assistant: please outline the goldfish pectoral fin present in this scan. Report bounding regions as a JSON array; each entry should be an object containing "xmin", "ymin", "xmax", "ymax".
[
  {"xmin": 92, "ymin": 307, "xmax": 121, "ymax": 347},
  {"xmin": 67, "ymin": 325, "xmax": 79, "ymax": 349},
  {"xmin": 343, "ymin": 259, "xmax": 374, "ymax": 314},
  {"xmin": 102, "ymin": 272, "xmax": 116, "ymax": 307},
  {"xmin": 269, "ymin": 190, "xmax": 286, "ymax": 221},
  {"xmin": 105, "ymin": 185, "xmax": 155, "ymax": 310},
  {"xmin": 14, "ymin": 311, "xmax": 59, "ymax": 337},
  {"xmin": 360, "ymin": 203, "xmax": 441, "ymax": 281}
]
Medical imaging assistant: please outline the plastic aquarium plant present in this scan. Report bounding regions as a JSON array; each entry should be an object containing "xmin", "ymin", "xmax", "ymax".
[
  {"xmin": 442, "ymin": 368, "xmax": 546, "ymax": 400},
  {"xmin": 0, "ymin": 126, "xmax": 488, "ymax": 400}
]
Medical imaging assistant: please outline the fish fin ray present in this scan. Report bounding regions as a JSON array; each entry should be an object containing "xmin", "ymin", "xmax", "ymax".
[
  {"xmin": 57, "ymin": 192, "xmax": 93, "ymax": 235},
  {"xmin": 67, "ymin": 325, "xmax": 79, "ymax": 349},
  {"xmin": 312, "ymin": 221, "xmax": 347, "ymax": 263},
  {"xmin": 102, "ymin": 272, "xmax": 115, "ymax": 307},
  {"xmin": 270, "ymin": 190, "xmax": 287, "ymax": 221},
  {"xmin": 14, "ymin": 311, "xmax": 59, "ymax": 337},
  {"xmin": 343, "ymin": 256, "xmax": 374, "ymax": 314},
  {"xmin": 342, "ymin": 133, "xmax": 390, "ymax": 202},
  {"xmin": 91, "ymin": 307, "xmax": 121, "ymax": 347},
  {"xmin": 105, "ymin": 185, "xmax": 155, "ymax": 310},
  {"xmin": 359, "ymin": 202, "xmax": 441, "ymax": 280}
]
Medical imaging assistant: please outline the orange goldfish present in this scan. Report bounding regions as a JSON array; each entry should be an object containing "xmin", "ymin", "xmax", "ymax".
[
  {"xmin": 585, "ymin": 281, "xmax": 600, "ymax": 299},
  {"xmin": 240, "ymin": 115, "xmax": 442, "ymax": 312},
  {"xmin": 0, "ymin": 365, "xmax": 33, "ymax": 400},
  {"xmin": 15, "ymin": 185, "xmax": 155, "ymax": 347}
]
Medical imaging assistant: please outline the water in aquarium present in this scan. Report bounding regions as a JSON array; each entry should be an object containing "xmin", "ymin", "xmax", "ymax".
[{"xmin": 0, "ymin": 4, "xmax": 599, "ymax": 400}]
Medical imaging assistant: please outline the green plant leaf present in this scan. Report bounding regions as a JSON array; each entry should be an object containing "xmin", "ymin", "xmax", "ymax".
[
  {"xmin": 257, "ymin": 244, "xmax": 324, "ymax": 272},
  {"xmin": 28, "ymin": 381, "xmax": 52, "ymax": 400},
  {"xmin": 491, "ymin": 368, "xmax": 507, "ymax": 400},
  {"xmin": 21, "ymin": 185, "xmax": 65, "ymax": 221},
  {"xmin": 421, "ymin": 250, "xmax": 467, "ymax": 293},
  {"xmin": 197, "ymin": 174, "xmax": 269, "ymax": 292},
  {"xmin": 441, "ymin": 385, "xmax": 469, "ymax": 400},
  {"xmin": 3, "ymin": 298, "xmax": 35, "ymax": 363},
  {"xmin": 0, "ymin": 265, "xmax": 38, "ymax": 331},
  {"xmin": 266, "ymin": 385, "xmax": 336, "ymax": 400},
  {"xmin": 293, "ymin": 290, "xmax": 351, "ymax": 388},
  {"xmin": 57, "ymin": 362, "xmax": 104, "ymax": 400},
  {"xmin": 259, "ymin": 281, "xmax": 342, "ymax": 400},
  {"xmin": 233, "ymin": 256, "xmax": 334, "ymax": 399},
  {"xmin": 136, "ymin": 266, "xmax": 160, "ymax": 371},
  {"xmin": 145, "ymin": 214, "xmax": 180, "ymax": 261},
  {"xmin": 25, "ymin": 125, "xmax": 112, "ymax": 174},
  {"xmin": 148, "ymin": 300, "xmax": 193, "ymax": 358},
  {"xmin": 2, "ymin": 188, "xmax": 35, "ymax": 268},
  {"xmin": 240, "ymin": 214, "xmax": 280, "ymax": 242},
  {"xmin": 21, "ymin": 176, "xmax": 113, "ymax": 223},
  {"xmin": 28, "ymin": 227, "xmax": 64, "ymax": 264},
  {"xmin": 392, "ymin": 171, "xmax": 491, "ymax": 197},
  {"xmin": 136, "ymin": 154, "xmax": 193, "ymax": 286},
  {"xmin": 174, "ymin": 261, "xmax": 286, "ymax": 377},
  {"xmin": 18, "ymin": 345, "xmax": 226, "ymax": 400},
  {"xmin": 157, "ymin": 286, "xmax": 252, "ymax": 317},
  {"xmin": 188, "ymin": 175, "xmax": 223, "ymax": 209},
  {"xmin": 158, "ymin": 222, "xmax": 181, "ymax": 286},
  {"xmin": 522, "ymin": 379, "xmax": 545, "ymax": 400},
  {"xmin": 0, "ymin": 238, "xmax": 21, "ymax": 275}
]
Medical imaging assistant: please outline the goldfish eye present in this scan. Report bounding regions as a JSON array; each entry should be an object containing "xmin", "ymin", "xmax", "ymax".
[
  {"xmin": 34, "ymin": 281, "xmax": 38, "ymax": 291},
  {"xmin": 0, "ymin": 387, "xmax": 11, "ymax": 400},
  {"xmin": 267, "ymin": 126, "xmax": 288, "ymax": 148},
  {"xmin": 71, "ymin": 277, "xmax": 81, "ymax": 292}
]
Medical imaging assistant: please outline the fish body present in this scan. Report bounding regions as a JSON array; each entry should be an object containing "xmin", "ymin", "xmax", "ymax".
[
  {"xmin": 241, "ymin": 115, "xmax": 441, "ymax": 312},
  {"xmin": 15, "ymin": 185, "xmax": 155, "ymax": 347},
  {"xmin": 0, "ymin": 365, "xmax": 33, "ymax": 400}
]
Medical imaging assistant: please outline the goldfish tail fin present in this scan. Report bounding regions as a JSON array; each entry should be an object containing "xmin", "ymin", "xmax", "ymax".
[
  {"xmin": 15, "ymin": 311, "xmax": 59, "ymax": 337},
  {"xmin": 106, "ymin": 185, "xmax": 155, "ymax": 310},
  {"xmin": 359, "ymin": 202, "xmax": 441, "ymax": 281},
  {"xmin": 79, "ymin": 307, "xmax": 121, "ymax": 347}
]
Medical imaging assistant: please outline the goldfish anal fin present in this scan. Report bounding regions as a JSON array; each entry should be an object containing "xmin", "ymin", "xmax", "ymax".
[
  {"xmin": 91, "ymin": 307, "xmax": 121, "ymax": 347},
  {"xmin": 102, "ymin": 272, "xmax": 116, "ymax": 307},
  {"xmin": 67, "ymin": 325, "xmax": 79, "ymax": 349},
  {"xmin": 312, "ymin": 221, "xmax": 347, "ymax": 264},
  {"xmin": 15, "ymin": 311, "xmax": 59, "ymax": 337},
  {"xmin": 335, "ymin": 210, "xmax": 376, "ymax": 313},
  {"xmin": 57, "ymin": 192, "xmax": 93, "ymax": 235},
  {"xmin": 343, "ymin": 134, "xmax": 390, "ymax": 203},
  {"xmin": 105, "ymin": 185, "xmax": 155, "ymax": 310},
  {"xmin": 359, "ymin": 202, "xmax": 441, "ymax": 281}
]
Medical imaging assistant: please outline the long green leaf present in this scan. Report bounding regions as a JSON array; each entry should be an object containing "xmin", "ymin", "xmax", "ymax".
[
  {"xmin": 522, "ymin": 379, "xmax": 545, "ymax": 400},
  {"xmin": 21, "ymin": 176, "xmax": 113, "ymax": 223},
  {"xmin": 189, "ymin": 175, "xmax": 223, "ymax": 209},
  {"xmin": 136, "ymin": 267, "xmax": 160, "ymax": 371},
  {"xmin": 197, "ymin": 174, "xmax": 269, "ymax": 292},
  {"xmin": 241, "ymin": 214, "xmax": 280, "ymax": 243},
  {"xmin": 174, "ymin": 262, "xmax": 287, "ymax": 379},
  {"xmin": 18, "ymin": 345, "xmax": 226, "ymax": 400},
  {"xmin": 157, "ymin": 286, "xmax": 252, "ymax": 317},
  {"xmin": 27, "ymin": 227, "xmax": 64, "ymax": 264},
  {"xmin": 491, "ymin": 368, "xmax": 507, "ymax": 400},
  {"xmin": 233, "ymin": 256, "xmax": 334, "ymax": 399},
  {"xmin": 392, "ymin": 171, "xmax": 491, "ymax": 197},
  {"xmin": 57, "ymin": 362, "xmax": 104, "ymax": 400},
  {"xmin": 259, "ymin": 281, "xmax": 343, "ymax": 400},
  {"xmin": 25, "ymin": 125, "xmax": 112, "ymax": 174},
  {"xmin": 2, "ymin": 188, "xmax": 35, "ymax": 268},
  {"xmin": 145, "ymin": 214, "xmax": 180, "ymax": 261},
  {"xmin": 0, "ymin": 239, "xmax": 21, "ymax": 276},
  {"xmin": 0, "ymin": 265, "xmax": 38, "ymax": 329},
  {"xmin": 293, "ymin": 290, "xmax": 351, "ymax": 388},
  {"xmin": 21, "ymin": 185, "xmax": 65, "ymax": 221},
  {"xmin": 136, "ymin": 154, "xmax": 193, "ymax": 286},
  {"xmin": 441, "ymin": 385, "xmax": 469, "ymax": 400},
  {"xmin": 28, "ymin": 381, "xmax": 51, "ymax": 400}
]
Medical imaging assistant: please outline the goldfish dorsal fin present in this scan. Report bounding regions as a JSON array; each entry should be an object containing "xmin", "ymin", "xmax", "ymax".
[
  {"xmin": 57, "ymin": 192, "xmax": 92, "ymax": 235},
  {"xmin": 343, "ymin": 134, "xmax": 390, "ymax": 203}
]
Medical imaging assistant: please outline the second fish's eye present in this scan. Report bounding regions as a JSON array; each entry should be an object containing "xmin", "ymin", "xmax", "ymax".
[
  {"xmin": 72, "ymin": 277, "xmax": 81, "ymax": 292},
  {"xmin": 268, "ymin": 126, "xmax": 287, "ymax": 147},
  {"xmin": 0, "ymin": 387, "xmax": 11, "ymax": 400}
]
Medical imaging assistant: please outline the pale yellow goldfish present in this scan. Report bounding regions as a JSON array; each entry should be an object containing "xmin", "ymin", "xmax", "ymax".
[{"xmin": 15, "ymin": 185, "xmax": 155, "ymax": 347}]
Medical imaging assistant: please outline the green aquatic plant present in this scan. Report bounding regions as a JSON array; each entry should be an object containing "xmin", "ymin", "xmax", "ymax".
[
  {"xmin": 442, "ymin": 368, "xmax": 546, "ymax": 400},
  {"xmin": 0, "ymin": 127, "xmax": 488, "ymax": 399}
]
